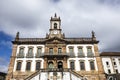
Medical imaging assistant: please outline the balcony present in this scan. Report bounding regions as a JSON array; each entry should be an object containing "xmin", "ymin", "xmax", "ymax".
[
  {"xmin": 78, "ymin": 53, "xmax": 84, "ymax": 57},
  {"xmin": 42, "ymin": 53, "xmax": 69, "ymax": 58},
  {"xmin": 35, "ymin": 53, "xmax": 43, "ymax": 58},
  {"xmin": 68, "ymin": 53, "xmax": 75, "ymax": 57},
  {"xmin": 17, "ymin": 53, "xmax": 24, "ymax": 58},
  {"xmin": 87, "ymin": 52, "xmax": 94, "ymax": 57},
  {"xmin": 26, "ymin": 53, "xmax": 34, "ymax": 58}
]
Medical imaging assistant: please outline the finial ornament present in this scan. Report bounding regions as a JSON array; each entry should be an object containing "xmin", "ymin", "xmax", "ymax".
[
  {"xmin": 92, "ymin": 30, "xmax": 95, "ymax": 38},
  {"xmin": 15, "ymin": 32, "xmax": 19, "ymax": 41},
  {"xmin": 54, "ymin": 13, "xmax": 57, "ymax": 17}
]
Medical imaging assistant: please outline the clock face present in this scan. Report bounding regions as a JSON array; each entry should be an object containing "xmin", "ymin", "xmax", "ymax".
[{"xmin": 54, "ymin": 30, "xmax": 57, "ymax": 34}]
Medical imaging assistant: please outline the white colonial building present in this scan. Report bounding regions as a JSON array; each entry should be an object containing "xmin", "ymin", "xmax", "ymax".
[
  {"xmin": 6, "ymin": 14, "xmax": 106, "ymax": 80},
  {"xmin": 100, "ymin": 52, "xmax": 120, "ymax": 74}
]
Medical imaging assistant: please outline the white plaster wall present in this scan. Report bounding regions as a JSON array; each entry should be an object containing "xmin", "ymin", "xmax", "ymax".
[
  {"xmin": 67, "ymin": 44, "xmax": 98, "ymax": 71},
  {"xmin": 102, "ymin": 56, "xmax": 120, "ymax": 74},
  {"xmin": 115, "ymin": 57, "xmax": 120, "ymax": 73},
  {"xmin": 16, "ymin": 45, "xmax": 45, "ymax": 57},
  {"xmin": 14, "ymin": 45, "xmax": 45, "ymax": 72},
  {"xmin": 102, "ymin": 57, "xmax": 114, "ymax": 74},
  {"xmin": 63, "ymin": 72, "xmax": 70, "ymax": 80}
]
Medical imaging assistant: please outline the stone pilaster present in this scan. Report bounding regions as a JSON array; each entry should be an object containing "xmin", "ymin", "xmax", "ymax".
[
  {"xmin": 63, "ymin": 57, "xmax": 67, "ymax": 68},
  {"xmin": 44, "ymin": 58, "xmax": 47, "ymax": 68},
  {"xmin": 6, "ymin": 44, "xmax": 18, "ymax": 80},
  {"xmin": 94, "ymin": 44, "xmax": 104, "ymax": 74}
]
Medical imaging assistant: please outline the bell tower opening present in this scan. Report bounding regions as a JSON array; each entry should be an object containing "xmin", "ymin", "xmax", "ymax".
[
  {"xmin": 47, "ymin": 13, "xmax": 65, "ymax": 39},
  {"xmin": 54, "ymin": 23, "xmax": 57, "ymax": 29}
]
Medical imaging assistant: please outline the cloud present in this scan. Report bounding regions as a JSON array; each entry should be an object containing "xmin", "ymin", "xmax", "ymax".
[
  {"xmin": 0, "ymin": 57, "xmax": 9, "ymax": 73},
  {"xmin": 0, "ymin": 0, "xmax": 120, "ymax": 52}
]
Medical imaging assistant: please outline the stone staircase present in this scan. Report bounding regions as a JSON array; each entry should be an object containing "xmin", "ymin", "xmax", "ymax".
[{"xmin": 25, "ymin": 68, "xmax": 83, "ymax": 80}]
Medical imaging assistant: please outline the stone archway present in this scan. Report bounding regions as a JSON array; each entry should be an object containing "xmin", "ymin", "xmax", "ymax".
[
  {"xmin": 48, "ymin": 61, "xmax": 54, "ymax": 68},
  {"xmin": 58, "ymin": 61, "xmax": 63, "ymax": 70}
]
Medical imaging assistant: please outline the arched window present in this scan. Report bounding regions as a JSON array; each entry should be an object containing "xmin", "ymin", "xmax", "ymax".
[
  {"xmin": 48, "ymin": 61, "xmax": 54, "ymax": 68},
  {"xmin": 58, "ymin": 61, "xmax": 63, "ymax": 69},
  {"xmin": 54, "ymin": 23, "xmax": 57, "ymax": 29},
  {"xmin": 16, "ymin": 61, "xmax": 22, "ymax": 71}
]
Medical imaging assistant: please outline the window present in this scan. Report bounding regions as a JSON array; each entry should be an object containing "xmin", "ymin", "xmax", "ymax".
[
  {"xmin": 16, "ymin": 62, "xmax": 22, "ymax": 71},
  {"xmin": 90, "ymin": 61, "xmax": 95, "ymax": 70},
  {"xmin": 69, "ymin": 47, "xmax": 74, "ymax": 56},
  {"xmin": 17, "ymin": 48, "xmax": 24, "ymax": 58},
  {"xmin": 19, "ymin": 48, "xmax": 24, "ymax": 54},
  {"xmin": 49, "ymin": 48, "xmax": 53, "ymax": 55},
  {"xmin": 58, "ymin": 48, "xmax": 62, "ymax": 54},
  {"xmin": 28, "ymin": 48, "xmax": 33, "ymax": 54},
  {"xmin": 27, "ymin": 48, "xmax": 33, "ymax": 58},
  {"xmin": 54, "ymin": 23, "xmax": 57, "ymax": 29},
  {"xmin": 26, "ymin": 62, "xmax": 31, "ymax": 71},
  {"xmin": 115, "ymin": 69, "xmax": 118, "ymax": 73},
  {"xmin": 78, "ymin": 47, "xmax": 84, "ymax": 57},
  {"xmin": 36, "ymin": 62, "xmax": 41, "ymax": 70},
  {"xmin": 70, "ymin": 61, "xmax": 75, "ymax": 70},
  {"xmin": 113, "ymin": 62, "xmax": 116, "ymax": 66},
  {"xmin": 119, "ymin": 59, "xmax": 120, "ymax": 65},
  {"xmin": 87, "ymin": 47, "xmax": 94, "ymax": 57},
  {"xmin": 69, "ymin": 48, "xmax": 73, "ymax": 53},
  {"xmin": 106, "ymin": 62, "xmax": 109, "ymax": 65},
  {"xmin": 37, "ymin": 48, "xmax": 42, "ymax": 54},
  {"xmin": 108, "ymin": 69, "xmax": 111, "ymax": 74},
  {"xmin": 80, "ymin": 62, "xmax": 85, "ymax": 70}
]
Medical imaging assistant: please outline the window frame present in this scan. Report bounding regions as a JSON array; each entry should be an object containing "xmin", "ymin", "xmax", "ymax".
[
  {"xmin": 69, "ymin": 60, "xmax": 75, "ymax": 70},
  {"xmin": 26, "ymin": 61, "xmax": 31, "ymax": 71},
  {"xmin": 89, "ymin": 61, "xmax": 95, "ymax": 70},
  {"xmin": 16, "ymin": 60, "xmax": 22, "ymax": 71},
  {"xmin": 80, "ymin": 61, "xmax": 85, "ymax": 70},
  {"xmin": 35, "ymin": 61, "xmax": 41, "ymax": 71}
]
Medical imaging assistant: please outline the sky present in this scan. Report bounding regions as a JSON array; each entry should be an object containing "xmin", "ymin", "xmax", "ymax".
[{"xmin": 0, "ymin": 0, "xmax": 120, "ymax": 73}]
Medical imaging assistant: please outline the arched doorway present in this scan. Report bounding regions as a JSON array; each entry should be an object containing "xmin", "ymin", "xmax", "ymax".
[
  {"xmin": 48, "ymin": 61, "xmax": 54, "ymax": 69},
  {"xmin": 58, "ymin": 61, "xmax": 63, "ymax": 70}
]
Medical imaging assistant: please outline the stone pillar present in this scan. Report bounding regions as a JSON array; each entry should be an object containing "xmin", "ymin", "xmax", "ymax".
[
  {"xmin": 94, "ymin": 44, "xmax": 104, "ymax": 74},
  {"xmin": 62, "ymin": 46, "xmax": 66, "ymax": 54},
  {"xmin": 44, "ymin": 58, "xmax": 47, "ymax": 68},
  {"xmin": 63, "ymin": 57, "xmax": 67, "ymax": 68},
  {"xmin": 6, "ymin": 44, "xmax": 18, "ymax": 80},
  {"xmin": 54, "ymin": 58, "xmax": 57, "ymax": 68}
]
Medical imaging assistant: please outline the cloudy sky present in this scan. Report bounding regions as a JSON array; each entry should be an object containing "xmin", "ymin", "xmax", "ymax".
[{"xmin": 0, "ymin": 0, "xmax": 120, "ymax": 72}]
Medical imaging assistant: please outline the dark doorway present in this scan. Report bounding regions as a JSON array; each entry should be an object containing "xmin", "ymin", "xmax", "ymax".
[
  {"xmin": 48, "ymin": 61, "xmax": 54, "ymax": 69},
  {"xmin": 58, "ymin": 61, "xmax": 63, "ymax": 70}
]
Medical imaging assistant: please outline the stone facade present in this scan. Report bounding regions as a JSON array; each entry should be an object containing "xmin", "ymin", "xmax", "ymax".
[{"xmin": 6, "ymin": 14, "xmax": 106, "ymax": 80}]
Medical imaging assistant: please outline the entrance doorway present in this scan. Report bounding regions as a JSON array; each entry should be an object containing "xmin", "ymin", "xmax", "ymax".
[
  {"xmin": 48, "ymin": 61, "xmax": 54, "ymax": 68},
  {"xmin": 58, "ymin": 61, "xmax": 63, "ymax": 70}
]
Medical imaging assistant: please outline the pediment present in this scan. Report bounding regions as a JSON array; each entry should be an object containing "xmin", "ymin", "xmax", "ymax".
[{"xmin": 45, "ymin": 37, "xmax": 67, "ymax": 44}]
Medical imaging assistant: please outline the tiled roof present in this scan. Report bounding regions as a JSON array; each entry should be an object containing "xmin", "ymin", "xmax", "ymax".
[{"xmin": 100, "ymin": 52, "xmax": 120, "ymax": 56}]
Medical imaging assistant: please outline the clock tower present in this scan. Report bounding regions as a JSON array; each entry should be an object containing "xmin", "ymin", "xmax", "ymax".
[{"xmin": 47, "ymin": 13, "xmax": 65, "ymax": 39}]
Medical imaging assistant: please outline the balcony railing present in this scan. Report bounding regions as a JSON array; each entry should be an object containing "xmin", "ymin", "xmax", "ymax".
[
  {"xmin": 35, "ymin": 53, "xmax": 43, "ymax": 58},
  {"xmin": 78, "ymin": 53, "xmax": 84, "ymax": 57},
  {"xmin": 26, "ymin": 53, "xmax": 34, "ymax": 58},
  {"xmin": 40, "ymin": 68, "xmax": 70, "ymax": 72},
  {"xmin": 87, "ymin": 52, "xmax": 94, "ymax": 57},
  {"xmin": 68, "ymin": 52, "xmax": 75, "ymax": 57},
  {"xmin": 17, "ymin": 53, "xmax": 24, "ymax": 58}
]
